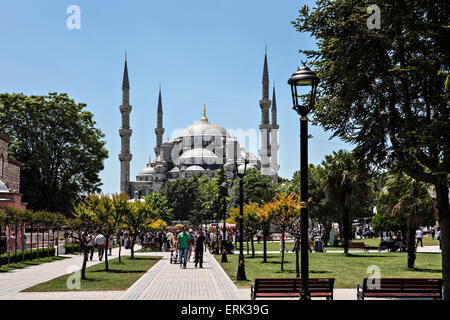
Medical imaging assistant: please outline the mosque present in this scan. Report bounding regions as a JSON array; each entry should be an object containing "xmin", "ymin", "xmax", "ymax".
[{"xmin": 119, "ymin": 50, "xmax": 279, "ymax": 198}]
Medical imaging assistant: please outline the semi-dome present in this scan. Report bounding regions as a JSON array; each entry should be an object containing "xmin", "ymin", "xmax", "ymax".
[
  {"xmin": 177, "ymin": 148, "xmax": 219, "ymax": 165},
  {"xmin": 185, "ymin": 165, "xmax": 205, "ymax": 171}
]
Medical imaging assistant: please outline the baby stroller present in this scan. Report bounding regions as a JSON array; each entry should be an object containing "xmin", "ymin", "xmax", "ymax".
[{"xmin": 170, "ymin": 247, "xmax": 178, "ymax": 264}]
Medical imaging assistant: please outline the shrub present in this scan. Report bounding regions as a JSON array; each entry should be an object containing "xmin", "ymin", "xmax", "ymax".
[{"xmin": 0, "ymin": 247, "xmax": 56, "ymax": 265}]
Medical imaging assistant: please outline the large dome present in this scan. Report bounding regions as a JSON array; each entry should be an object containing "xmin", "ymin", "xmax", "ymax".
[{"xmin": 179, "ymin": 120, "xmax": 228, "ymax": 138}]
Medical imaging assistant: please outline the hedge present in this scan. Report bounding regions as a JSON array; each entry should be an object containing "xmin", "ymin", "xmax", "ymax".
[
  {"xmin": 63, "ymin": 244, "xmax": 80, "ymax": 254},
  {"xmin": 0, "ymin": 247, "xmax": 55, "ymax": 265}
]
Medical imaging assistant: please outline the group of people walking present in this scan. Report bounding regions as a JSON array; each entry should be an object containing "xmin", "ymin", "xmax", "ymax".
[{"xmin": 171, "ymin": 227, "xmax": 206, "ymax": 269}]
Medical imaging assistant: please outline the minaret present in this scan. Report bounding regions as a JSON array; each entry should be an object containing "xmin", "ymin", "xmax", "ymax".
[
  {"xmin": 259, "ymin": 46, "xmax": 272, "ymax": 175},
  {"xmin": 270, "ymin": 81, "xmax": 279, "ymax": 181},
  {"xmin": 154, "ymin": 84, "xmax": 165, "ymax": 157},
  {"xmin": 119, "ymin": 53, "xmax": 133, "ymax": 195}
]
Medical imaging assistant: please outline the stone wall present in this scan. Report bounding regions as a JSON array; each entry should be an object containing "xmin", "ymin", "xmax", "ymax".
[{"xmin": 0, "ymin": 134, "xmax": 21, "ymax": 193}]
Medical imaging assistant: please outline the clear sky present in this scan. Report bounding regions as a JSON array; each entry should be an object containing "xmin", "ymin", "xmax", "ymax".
[{"xmin": 0, "ymin": 0, "xmax": 353, "ymax": 194}]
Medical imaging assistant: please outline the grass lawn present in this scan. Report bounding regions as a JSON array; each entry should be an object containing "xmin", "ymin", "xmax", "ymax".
[
  {"xmin": 22, "ymin": 255, "xmax": 162, "ymax": 292},
  {"xmin": 215, "ymin": 252, "xmax": 442, "ymax": 289},
  {"xmin": 0, "ymin": 256, "xmax": 67, "ymax": 273},
  {"xmin": 233, "ymin": 236, "xmax": 439, "ymax": 253}
]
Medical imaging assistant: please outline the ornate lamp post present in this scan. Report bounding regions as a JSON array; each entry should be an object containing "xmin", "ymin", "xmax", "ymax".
[
  {"xmin": 214, "ymin": 194, "xmax": 220, "ymax": 255},
  {"xmin": 234, "ymin": 153, "xmax": 249, "ymax": 280},
  {"xmin": 220, "ymin": 181, "xmax": 231, "ymax": 263},
  {"xmin": 287, "ymin": 62, "xmax": 320, "ymax": 300}
]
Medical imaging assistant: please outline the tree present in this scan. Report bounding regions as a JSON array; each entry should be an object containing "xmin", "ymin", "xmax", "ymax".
[
  {"xmin": 124, "ymin": 201, "xmax": 158, "ymax": 259},
  {"xmin": 143, "ymin": 192, "xmax": 174, "ymax": 224},
  {"xmin": 0, "ymin": 92, "xmax": 108, "ymax": 215},
  {"xmin": 262, "ymin": 193, "xmax": 301, "ymax": 271},
  {"xmin": 161, "ymin": 176, "xmax": 199, "ymax": 221},
  {"xmin": 71, "ymin": 202, "xmax": 99, "ymax": 280},
  {"xmin": 231, "ymin": 168, "xmax": 276, "ymax": 206},
  {"xmin": 321, "ymin": 150, "xmax": 372, "ymax": 254},
  {"xmin": 290, "ymin": 164, "xmax": 341, "ymax": 244},
  {"xmin": 292, "ymin": 0, "xmax": 449, "ymax": 296},
  {"xmin": 229, "ymin": 203, "xmax": 260, "ymax": 257},
  {"xmin": 111, "ymin": 193, "xmax": 130, "ymax": 263},
  {"xmin": 378, "ymin": 173, "xmax": 435, "ymax": 267}
]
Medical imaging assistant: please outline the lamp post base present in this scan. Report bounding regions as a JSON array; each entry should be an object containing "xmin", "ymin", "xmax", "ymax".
[
  {"xmin": 221, "ymin": 251, "xmax": 228, "ymax": 262},
  {"xmin": 299, "ymin": 290, "xmax": 311, "ymax": 300},
  {"xmin": 236, "ymin": 255, "xmax": 246, "ymax": 280}
]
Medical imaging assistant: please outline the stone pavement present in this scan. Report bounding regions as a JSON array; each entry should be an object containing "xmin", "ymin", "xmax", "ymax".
[
  {"xmin": 0, "ymin": 246, "xmax": 128, "ymax": 299},
  {"xmin": 0, "ymin": 245, "xmax": 442, "ymax": 300},
  {"xmin": 0, "ymin": 247, "xmax": 240, "ymax": 300}
]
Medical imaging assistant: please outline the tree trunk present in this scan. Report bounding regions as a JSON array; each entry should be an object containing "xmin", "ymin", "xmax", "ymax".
[
  {"xmin": 263, "ymin": 229, "xmax": 267, "ymax": 263},
  {"xmin": 14, "ymin": 224, "xmax": 18, "ymax": 262},
  {"xmin": 104, "ymin": 234, "xmax": 109, "ymax": 271},
  {"xmin": 342, "ymin": 207, "xmax": 350, "ymax": 255},
  {"xmin": 281, "ymin": 231, "xmax": 285, "ymax": 272},
  {"xmin": 436, "ymin": 182, "xmax": 450, "ymax": 300},
  {"xmin": 295, "ymin": 237, "xmax": 300, "ymax": 277},
  {"xmin": 251, "ymin": 236, "xmax": 255, "ymax": 258},
  {"xmin": 36, "ymin": 226, "xmax": 40, "ymax": 258},
  {"xmin": 131, "ymin": 235, "xmax": 136, "ymax": 259},
  {"xmin": 81, "ymin": 245, "xmax": 88, "ymax": 280},
  {"xmin": 21, "ymin": 223, "xmax": 25, "ymax": 263},
  {"xmin": 406, "ymin": 224, "xmax": 416, "ymax": 268},
  {"xmin": 47, "ymin": 228, "xmax": 50, "ymax": 258},
  {"xmin": 7, "ymin": 225, "xmax": 11, "ymax": 266},
  {"xmin": 246, "ymin": 237, "xmax": 249, "ymax": 255},
  {"xmin": 30, "ymin": 223, "xmax": 33, "ymax": 255},
  {"xmin": 118, "ymin": 236, "xmax": 122, "ymax": 263}
]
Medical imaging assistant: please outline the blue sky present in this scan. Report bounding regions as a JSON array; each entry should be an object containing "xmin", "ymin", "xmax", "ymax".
[{"xmin": 0, "ymin": 0, "xmax": 353, "ymax": 194}]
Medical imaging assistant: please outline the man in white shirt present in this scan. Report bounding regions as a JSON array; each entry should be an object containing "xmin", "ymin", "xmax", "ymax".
[
  {"xmin": 415, "ymin": 228, "xmax": 423, "ymax": 248},
  {"xmin": 94, "ymin": 233, "xmax": 106, "ymax": 261}
]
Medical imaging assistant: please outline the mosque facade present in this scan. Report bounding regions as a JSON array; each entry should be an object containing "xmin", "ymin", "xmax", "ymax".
[{"xmin": 119, "ymin": 50, "xmax": 279, "ymax": 198}]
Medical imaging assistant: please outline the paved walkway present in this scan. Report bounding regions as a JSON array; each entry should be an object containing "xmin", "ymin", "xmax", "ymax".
[
  {"xmin": 0, "ymin": 245, "xmax": 442, "ymax": 300},
  {"xmin": 0, "ymin": 247, "xmax": 240, "ymax": 300}
]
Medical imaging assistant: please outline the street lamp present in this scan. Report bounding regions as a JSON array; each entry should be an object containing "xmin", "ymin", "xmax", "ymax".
[
  {"xmin": 234, "ymin": 153, "xmax": 249, "ymax": 280},
  {"xmin": 288, "ymin": 61, "xmax": 320, "ymax": 301},
  {"xmin": 220, "ymin": 181, "xmax": 231, "ymax": 263},
  {"xmin": 214, "ymin": 194, "xmax": 220, "ymax": 255}
]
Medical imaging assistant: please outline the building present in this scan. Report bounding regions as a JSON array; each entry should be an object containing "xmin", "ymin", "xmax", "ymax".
[
  {"xmin": 119, "ymin": 50, "xmax": 279, "ymax": 198},
  {"xmin": 0, "ymin": 134, "xmax": 26, "ymax": 210}
]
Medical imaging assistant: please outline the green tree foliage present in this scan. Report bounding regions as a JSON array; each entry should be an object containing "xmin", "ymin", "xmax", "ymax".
[
  {"xmin": 124, "ymin": 201, "xmax": 158, "ymax": 259},
  {"xmin": 229, "ymin": 203, "xmax": 260, "ymax": 257},
  {"xmin": 71, "ymin": 202, "xmax": 99, "ymax": 279},
  {"xmin": 292, "ymin": 0, "xmax": 449, "ymax": 296},
  {"xmin": 231, "ymin": 168, "xmax": 276, "ymax": 205},
  {"xmin": 321, "ymin": 150, "xmax": 372, "ymax": 255},
  {"xmin": 161, "ymin": 176, "xmax": 199, "ymax": 221},
  {"xmin": 0, "ymin": 93, "xmax": 108, "ymax": 215},
  {"xmin": 143, "ymin": 191, "xmax": 174, "ymax": 224},
  {"xmin": 376, "ymin": 173, "xmax": 435, "ymax": 267}
]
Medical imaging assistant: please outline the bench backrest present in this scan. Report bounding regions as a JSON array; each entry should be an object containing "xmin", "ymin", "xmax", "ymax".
[
  {"xmin": 254, "ymin": 278, "xmax": 334, "ymax": 293},
  {"xmin": 362, "ymin": 278, "xmax": 443, "ymax": 293},
  {"xmin": 349, "ymin": 242, "xmax": 366, "ymax": 248}
]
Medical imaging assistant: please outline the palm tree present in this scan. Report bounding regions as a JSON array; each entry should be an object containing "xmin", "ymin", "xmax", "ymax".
[
  {"xmin": 322, "ymin": 150, "xmax": 372, "ymax": 255},
  {"xmin": 381, "ymin": 174, "xmax": 434, "ymax": 268}
]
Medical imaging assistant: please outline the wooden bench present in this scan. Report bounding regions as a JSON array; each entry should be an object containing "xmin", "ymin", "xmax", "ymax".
[
  {"xmin": 357, "ymin": 278, "xmax": 443, "ymax": 300},
  {"xmin": 349, "ymin": 242, "xmax": 369, "ymax": 252},
  {"xmin": 141, "ymin": 242, "xmax": 158, "ymax": 251},
  {"xmin": 251, "ymin": 278, "xmax": 335, "ymax": 300}
]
